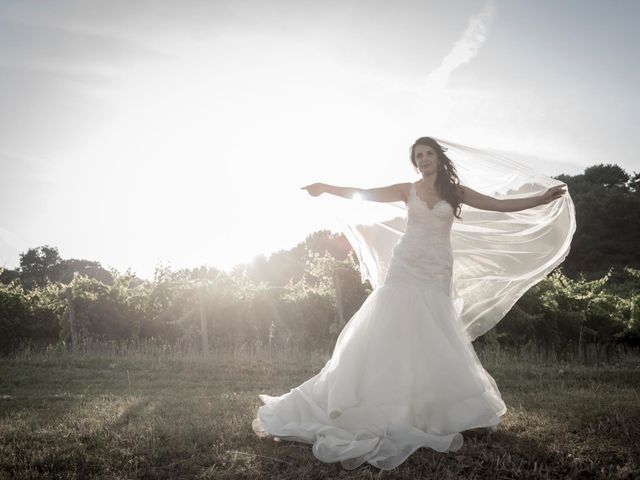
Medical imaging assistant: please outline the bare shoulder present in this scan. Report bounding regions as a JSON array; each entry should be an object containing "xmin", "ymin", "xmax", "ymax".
[
  {"xmin": 391, "ymin": 181, "xmax": 421, "ymax": 203},
  {"xmin": 392, "ymin": 182, "xmax": 413, "ymax": 203},
  {"xmin": 399, "ymin": 182, "xmax": 413, "ymax": 202}
]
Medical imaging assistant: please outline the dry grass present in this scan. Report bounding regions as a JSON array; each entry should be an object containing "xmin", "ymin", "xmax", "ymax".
[{"xmin": 0, "ymin": 346, "xmax": 639, "ymax": 479}]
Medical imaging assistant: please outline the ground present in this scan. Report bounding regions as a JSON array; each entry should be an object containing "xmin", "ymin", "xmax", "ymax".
[{"xmin": 1, "ymin": 347, "xmax": 639, "ymax": 479}]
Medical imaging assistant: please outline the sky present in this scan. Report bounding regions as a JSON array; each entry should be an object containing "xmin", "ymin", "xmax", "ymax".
[{"xmin": 1, "ymin": 0, "xmax": 639, "ymax": 279}]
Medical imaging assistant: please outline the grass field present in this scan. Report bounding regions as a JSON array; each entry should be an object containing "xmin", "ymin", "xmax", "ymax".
[{"xmin": 1, "ymin": 346, "xmax": 639, "ymax": 479}]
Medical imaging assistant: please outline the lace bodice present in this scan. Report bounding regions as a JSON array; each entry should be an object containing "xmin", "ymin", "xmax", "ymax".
[
  {"xmin": 383, "ymin": 183, "xmax": 454, "ymax": 295},
  {"xmin": 405, "ymin": 182, "xmax": 454, "ymax": 239}
]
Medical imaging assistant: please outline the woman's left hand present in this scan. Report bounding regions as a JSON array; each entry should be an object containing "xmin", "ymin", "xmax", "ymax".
[{"xmin": 538, "ymin": 184, "xmax": 567, "ymax": 205}]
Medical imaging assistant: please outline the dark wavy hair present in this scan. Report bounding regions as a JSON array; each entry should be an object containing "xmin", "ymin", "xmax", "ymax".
[{"xmin": 410, "ymin": 137, "xmax": 463, "ymax": 219}]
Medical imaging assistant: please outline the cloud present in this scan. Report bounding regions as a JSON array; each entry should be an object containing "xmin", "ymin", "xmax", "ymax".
[{"xmin": 422, "ymin": 0, "xmax": 496, "ymax": 92}]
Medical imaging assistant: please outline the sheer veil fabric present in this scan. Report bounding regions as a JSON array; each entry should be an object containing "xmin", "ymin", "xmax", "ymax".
[
  {"xmin": 252, "ymin": 138, "xmax": 576, "ymax": 470},
  {"xmin": 335, "ymin": 138, "xmax": 577, "ymax": 342}
]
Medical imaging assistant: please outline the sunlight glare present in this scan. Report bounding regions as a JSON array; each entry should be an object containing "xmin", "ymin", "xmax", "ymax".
[{"xmin": 52, "ymin": 31, "xmax": 402, "ymax": 276}]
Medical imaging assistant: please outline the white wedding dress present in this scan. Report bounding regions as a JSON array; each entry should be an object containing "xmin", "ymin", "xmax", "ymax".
[{"xmin": 252, "ymin": 182, "xmax": 508, "ymax": 470}]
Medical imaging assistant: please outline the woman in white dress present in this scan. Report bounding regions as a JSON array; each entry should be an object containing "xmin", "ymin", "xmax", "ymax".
[{"xmin": 252, "ymin": 137, "xmax": 570, "ymax": 470}]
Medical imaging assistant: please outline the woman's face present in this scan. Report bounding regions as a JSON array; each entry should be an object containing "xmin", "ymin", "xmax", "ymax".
[{"xmin": 414, "ymin": 144, "xmax": 438, "ymax": 175}]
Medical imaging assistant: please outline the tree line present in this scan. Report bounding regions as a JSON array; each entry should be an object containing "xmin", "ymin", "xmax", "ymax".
[{"xmin": 1, "ymin": 163, "xmax": 639, "ymax": 359}]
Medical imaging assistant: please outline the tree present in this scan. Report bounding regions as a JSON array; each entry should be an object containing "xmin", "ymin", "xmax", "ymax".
[
  {"xmin": 0, "ymin": 267, "xmax": 20, "ymax": 285},
  {"xmin": 19, "ymin": 245, "xmax": 62, "ymax": 288},
  {"xmin": 51, "ymin": 259, "xmax": 114, "ymax": 285},
  {"xmin": 555, "ymin": 165, "xmax": 640, "ymax": 278},
  {"xmin": 628, "ymin": 171, "xmax": 640, "ymax": 194},
  {"xmin": 583, "ymin": 163, "xmax": 630, "ymax": 191}
]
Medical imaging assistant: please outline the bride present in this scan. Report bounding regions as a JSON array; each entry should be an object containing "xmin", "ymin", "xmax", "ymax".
[{"xmin": 252, "ymin": 137, "xmax": 570, "ymax": 470}]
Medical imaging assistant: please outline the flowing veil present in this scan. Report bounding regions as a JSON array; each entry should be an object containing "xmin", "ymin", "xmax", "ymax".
[{"xmin": 317, "ymin": 138, "xmax": 577, "ymax": 342}]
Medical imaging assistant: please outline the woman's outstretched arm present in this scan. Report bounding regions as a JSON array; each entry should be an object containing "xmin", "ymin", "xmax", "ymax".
[
  {"xmin": 458, "ymin": 184, "xmax": 567, "ymax": 212},
  {"xmin": 301, "ymin": 182, "xmax": 408, "ymax": 203}
]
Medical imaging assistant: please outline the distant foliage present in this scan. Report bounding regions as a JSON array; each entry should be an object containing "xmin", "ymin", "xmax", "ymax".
[
  {"xmin": 0, "ymin": 281, "xmax": 64, "ymax": 352},
  {"xmin": 493, "ymin": 267, "xmax": 640, "ymax": 360},
  {"xmin": 556, "ymin": 163, "xmax": 640, "ymax": 278},
  {"xmin": 0, "ymin": 163, "xmax": 639, "ymax": 358},
  {"xmin": 13, "ymin": 245, "xmax": 114, "ymax": 288}
]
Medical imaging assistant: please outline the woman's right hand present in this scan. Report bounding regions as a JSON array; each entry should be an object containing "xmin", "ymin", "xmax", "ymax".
[{"xmin": 301, "ymin": 183, "xmax": 326, "ymax": 197}]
